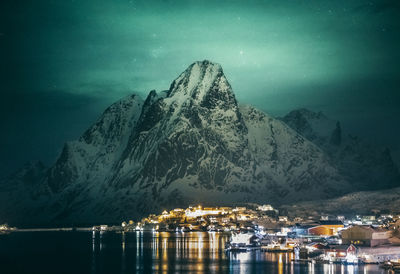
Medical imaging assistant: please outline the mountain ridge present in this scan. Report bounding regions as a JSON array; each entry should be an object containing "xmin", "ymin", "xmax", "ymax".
[
  {"xmin": 0, "ymin": 60, "xmax": 398, "ymax": 225},
  {"xmin": 281, "ymin": 108, "xmax": 400, "ymax": 190}
]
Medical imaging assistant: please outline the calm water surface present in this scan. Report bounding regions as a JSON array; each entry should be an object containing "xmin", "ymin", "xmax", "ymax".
[{"xmin": 0, "ymin": 231, "xmax": 387, "ymax": 273}]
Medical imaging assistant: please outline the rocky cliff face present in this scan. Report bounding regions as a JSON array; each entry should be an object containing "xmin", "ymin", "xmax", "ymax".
[{"xmin": 0, "ymin": 61, "xmax": 396, "ymax": 225}]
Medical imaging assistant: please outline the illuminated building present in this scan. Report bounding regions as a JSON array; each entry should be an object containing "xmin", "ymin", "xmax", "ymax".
[
  {"xmin": 278, "ymin": 216, "xmax": 288, "ymax": 222},
  {"xmin": 257, "ymin": 204, "xmax": 274, "ymax": 211},
  {"xmin": 308, "ymin": 220, "xmax": 344, "ymax": 236},
  {"xmin": 323, "ymin": 244, "xmax": 357, "ymax": 262},
  {"xmin": 232, "ymin": 207, "xmax": 246, "ymax": 213},
  {"xmin": 342, "ymin": 226, "xmax": 392, "ymax": 247}
]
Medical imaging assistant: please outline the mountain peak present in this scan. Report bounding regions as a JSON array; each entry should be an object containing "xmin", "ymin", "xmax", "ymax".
[
  {"xmin": 167, "ymin": 60, "xmax": 230, "ymax": 101},
  {"xmin": 193, "ymin": 60, "xmax": 222, "ymax": 71}
]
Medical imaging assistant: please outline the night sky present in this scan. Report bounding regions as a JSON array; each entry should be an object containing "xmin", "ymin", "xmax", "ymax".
[{"xmin": 1, "ymin": 0, "xmax": 399, "ymax": 176}]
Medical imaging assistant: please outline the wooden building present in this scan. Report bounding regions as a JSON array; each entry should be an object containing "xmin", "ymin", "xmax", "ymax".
[
  {"xmin": 308, "ymin": 220, "xmax": 344, "ymax": 236},
  {"xmin": 341, "ymin": 225, "xmax": 392, "ymax": 247}
]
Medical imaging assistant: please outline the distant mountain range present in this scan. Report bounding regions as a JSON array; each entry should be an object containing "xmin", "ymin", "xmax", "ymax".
[
  {"xmin": 279, "ymin": 186, "xmax": 400, "ymax": 218},
  {"xmin": 1, "ymin": 61, "xmax": 399, "ymax": 225},
  {"xmin": 281, "ymin": 108, "xmax": 400, "ymax": 191}
]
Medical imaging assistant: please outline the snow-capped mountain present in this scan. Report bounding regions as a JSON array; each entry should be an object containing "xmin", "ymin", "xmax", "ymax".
[
  {"xmin": 0, "ymin": 60, "xmax": 396, "ymax": 225},
  {"xmin": 282, "ymin": 108, "xmax": 400, "ymax": 190}
]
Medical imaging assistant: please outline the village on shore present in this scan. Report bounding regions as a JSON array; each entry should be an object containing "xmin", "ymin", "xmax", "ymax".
[
  {"xmin": 3, "ymin": 203, "xmax": 400, "ymax": 269},
  {"xmin": 110, "ymin": 204, "xmax": 400, "ymax": 267}
]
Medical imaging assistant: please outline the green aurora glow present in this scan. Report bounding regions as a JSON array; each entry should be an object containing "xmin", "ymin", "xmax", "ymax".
[{"xmin": 1, "ymin": 0, "xmax": 399, "ymax": 173}]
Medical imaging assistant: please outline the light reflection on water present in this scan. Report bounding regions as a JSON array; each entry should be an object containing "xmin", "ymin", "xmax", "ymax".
[
  {"xmin": 0, "ymin": 231, "xmax": 388, "ymax": 273},
  {"xmin": 88, "ymin": 231, "xmax": 385, "ymax": 273}
]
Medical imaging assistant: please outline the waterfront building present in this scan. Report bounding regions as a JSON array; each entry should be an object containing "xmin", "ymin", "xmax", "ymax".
[
  {"xmin": 342, "ymin": 225, "xmax": 392, "ymax": 247},
  {"xmin": 323, "ymin": 244, "xmax": 357, "ymax": 262},
  {"xmin": 308, "ymin": 220, "xmax": 344, "ymax": 236},
  {"xmin": 357, "ymin": 245, "xmax": 400, "ymax": 262}
]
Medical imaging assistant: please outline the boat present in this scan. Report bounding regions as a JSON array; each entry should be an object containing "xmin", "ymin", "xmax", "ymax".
[
  {"xmin": 225, "ymin": 233, "xmax": 261, "ymax": 252},
  {"xmin": 381, "ymin": 260, "xmax": 400, "ymax": 271},
  {"xmin": 260, "ymin": 235, "xmax": 294, "ymax": 252},
  {"xmin": 261, "ymin": 244, "xmax": 292, "ymax": 252}
]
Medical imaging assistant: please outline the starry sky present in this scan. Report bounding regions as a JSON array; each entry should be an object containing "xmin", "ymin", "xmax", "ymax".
[{"xmin": 1, "ymin": 0, "xmax": 400, "ymax": 175}]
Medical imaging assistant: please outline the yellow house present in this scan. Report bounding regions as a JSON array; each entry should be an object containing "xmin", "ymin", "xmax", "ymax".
[{"xmin": 308, "ymin": 220, "xmax": 344, "ymax": 236}]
